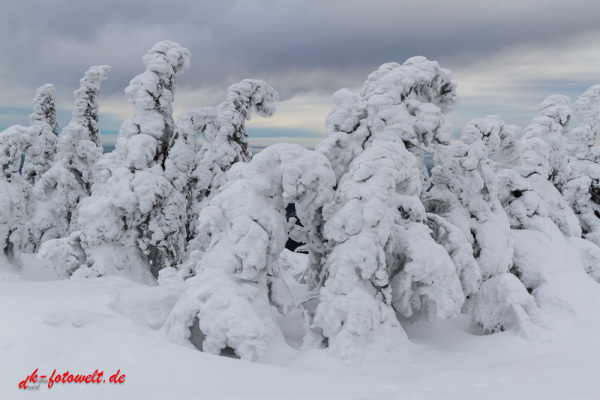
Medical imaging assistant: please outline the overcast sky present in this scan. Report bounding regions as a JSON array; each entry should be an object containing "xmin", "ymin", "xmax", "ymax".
[{"xmin": 2, "ymin": 0, "xmax": 600, "ymax": 147}]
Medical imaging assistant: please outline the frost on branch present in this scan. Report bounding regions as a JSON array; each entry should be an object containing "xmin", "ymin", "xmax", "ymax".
[
  {"xmin": 310, "ymin": 57, "xmax": 466, "ymax": 364},
  {"xmin": 0, "ymin": 125, "xmax": 30, "ymax": 267},
  {"xmin": 22, "ymin": 84, "xmax": 59, "ymax": 185},
  {"xmin": 74, "ymin": 41, "xmax": 191, "ymax": 283},
  {"xmin": 28, "ymin": 66, "xmax": 110, "ymax": 252},
  {"xmin": 163, "ymin": 144, "xmax": 334, "ymax": 361},
  {"xmin": 187, "ymin": 79, "xmax": 278, "ymax": 240}
]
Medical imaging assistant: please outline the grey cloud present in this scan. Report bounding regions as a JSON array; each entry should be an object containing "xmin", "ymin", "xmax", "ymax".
[{"xmin": 1, "ymin": 0, "xmax": 600, "ymax": 112}]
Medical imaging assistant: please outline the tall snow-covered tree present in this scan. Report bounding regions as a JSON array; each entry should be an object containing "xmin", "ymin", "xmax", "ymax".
[
  {"xmin": 309, "ymin": 57, "xmax": 475, "ymax": 364},
  {"xmin": 0, "ymin": 125, "xmax": 30, "ymax": 267},
  {"xmin": 187, "ymin": 79, "xmax": 278, "ymax": 240},
  {"xmin": 563, "ymin": 85, "xmax": 600, "ymax": 246},
  {"xmin": 26, "ymin": 66, "xmax": 110, "ymax": 252},
  {"xmin": 72, "ymin": 41, "xmax": 191, "ymax": 283},
  {"xmin": 163, "ymin": 144, "xmax": 334, "ymax": 360},
  {"xmin": 22, "ymin": 83, "xmax": 59, "ymax": 185}
]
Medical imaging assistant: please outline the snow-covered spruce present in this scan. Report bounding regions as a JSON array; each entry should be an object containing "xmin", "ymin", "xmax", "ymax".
[
  {"xmin": 496, "ymin": 136, "xmax": 582, "ymax": 238},
  {"xmin": 0, "ymin": 125, "xmax": 30, "ymax": 268},
  {"xmin": 163, "ymin": 144, "xmax": 334, "ymax": 361},
  {"xmin": 187, "ymin": 79, "xmax": 278, "ymax": 241},
  {"xmin": 22, "ymin": 84, "xmax": 59, "ymax": 186},
  {"xmin": 425, "ymin": 116, "xmax": 516, "ymax": 281},
  {"xmin": 521, "ymin": 95, "xmax": 572, "ymax": 192},
  {"xmin": 72, "ymin": 42, "xmax": 191, "ymax": 283},
  {"xmin": 423, "ymin": 116, "xmax": 546, "ymax": 333},
  {"xmin": 563, "ymin": 85, "xmax": 600, "ymax": 246},
  {"xmin": 496, "ymin": 143, "xmax": 600, "ymax": 312},
  {"xmin": 309, "ymin": 57, "xmax": 470, "ymax": 364},
  {"xmin": 27, "ymin": 66, "xmax": 110, "ymax": 253}
]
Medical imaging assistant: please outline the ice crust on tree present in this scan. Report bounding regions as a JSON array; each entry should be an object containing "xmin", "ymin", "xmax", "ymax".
[
  {"xmin": 0, "ymin": 125, "xmax": 30, "ymax": 268},
  {"xmin": 310, "ymin": 57, "xmax": 471, "ymax": 364},
  {"xmin": 187, "ymin": 79, "xmax": 278, "ymax": 240},
  {"xmin": 73, "ymin": 41, "xmax": 191, "ymax": 283},
  {"xmin": 163, "ymin": 144, "xmax": 334, "ymax": 361},
  {"xmin": 22, "ymin": 84, "xmax": 59, "ymax": 185},
  {"xmin": 28, "ymin": 66, "xmax": 110, "ymax": 253}
]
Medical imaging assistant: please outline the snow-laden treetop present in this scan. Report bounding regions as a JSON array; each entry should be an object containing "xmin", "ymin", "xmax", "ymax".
[
  {"xmin": 125, "ymin": 40, "xmax": 191, "ymax": 115},
  {"xmin": 29, "ymin": 83, "xmax": 59, "ymax": 134},
  {"xmin": 70, "ymin": 65, "xmax": 111, "ymax": 147}
]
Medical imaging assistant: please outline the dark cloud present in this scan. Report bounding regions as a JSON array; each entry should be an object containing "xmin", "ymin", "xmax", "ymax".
[{"xmin": 1, "ymin": 0, "xmax": 600, "ymax": 141}]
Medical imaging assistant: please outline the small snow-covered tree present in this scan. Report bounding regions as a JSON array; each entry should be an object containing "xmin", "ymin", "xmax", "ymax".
[
  {"xmin": 425, "ymin": 116, "xmax": 517, "ymax": 280},
  {"xmin": 187, "ymin": 79, "xmax": 278, "ymax": 240},
  {"xmin": 520, "ymin": 95, "xmax": 572, "ymax": 191},
  {"xmin": 0, "ymin": 125, "xmax": 30, "ymax": 267},
  {"xmin": 497, "ymin": 136, "xmax": 581, "ymax": 238},
  {"xmin": 423, "ymin": 116, "xmax": 546, "ymax": 334},
  {"xmin": 73, "ymin": 41, "xmax": 191, "ymax": 283},
  {"xmin": 492, "ymin": 91, "xmax": 600, "ymax": 310},
  {"xmin": 22, "ymin": 84, "xmax": 59, "ymax": 185},
  {"xmin": 310, "ymin": 58, "xmax": 475, "ymax": 364},
  {"xmin": 163, "ymin": 144, "xmax": 334, "ymax": 360},
  {"xmin": 27, "ymin": 66, "xmax": 110, "ymax": 252}
]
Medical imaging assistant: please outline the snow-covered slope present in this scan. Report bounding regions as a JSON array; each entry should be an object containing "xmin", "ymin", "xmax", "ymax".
[{"xmin": 1, "ymin": 252, "xmax": 599, "ymax": 399}]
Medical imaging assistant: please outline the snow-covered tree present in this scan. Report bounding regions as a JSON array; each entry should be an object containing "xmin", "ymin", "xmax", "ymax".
[
  {"xmin": 492, "ymin": 89, "xmax": 600, "ymax": 308},
  {"xmin": 0, "ymin": 125, "xmax": 30, "ymax": 267},
  {"xmin": 423, "ymin": 116, "xmax": 547, "ymax": 334},
  {"xmin": 309, "ymin": 57, "xmax": 474, "ymax": 364},
  {"xmin": 496, "ymin": 136, "xmax": 581, "ymax": 238},
  {"xmin": 187, "ymin": 79, "xmax": 278, "ymax": 240},
  {"xmin": 563, "ymin": 85, "xmax": 600, "ymax": 246},
  {"xmin": 72, "ymin": 41, "xmax": 191, "ymax": 283},
  {"xmin": 425, "ymin": 116, "xmax": 517, "ymax": 280},
  {"xmin": 163, "ymin": 144, "xmax": 334, "ymax": 360},
  {"xmin": 521, "ymin": 95, "xmax": 572, "ymax": 191},
  {"xmin": 27, "ymin": 66, "xmax": 110, "ymax": 252},
  {"xmin": 22, "ymin": 84, "xmax": 59, "ymax": 185}
]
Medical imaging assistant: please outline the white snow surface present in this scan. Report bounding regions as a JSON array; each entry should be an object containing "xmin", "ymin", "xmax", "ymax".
[{"xmin": 2, "ymin": 251, "xmax": 600, "ymax": 399}]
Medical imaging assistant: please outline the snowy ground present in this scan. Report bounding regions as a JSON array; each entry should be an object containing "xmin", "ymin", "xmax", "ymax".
[{"xmin": 1, "ymin": 252, "xmax": 599, "ymax": 399}]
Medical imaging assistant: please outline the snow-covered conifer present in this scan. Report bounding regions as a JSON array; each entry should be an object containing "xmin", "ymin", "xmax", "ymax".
[
  {"xmin": 22, "ymin": 84, "xmax": 59, "ymax": 185},
  {"xmin": 27, "ymin": 66, "xmax": 110, "ymax": 252},
  {"xmin": 520, "ymin": 95, "xmax": 572, "ymax": 191},
  {"xmin": 163, "ymin": 144, "xmax": 334, "ymax": 360},
  {"xmin": 423, "ymin": 116, "xmax": 547, "ymax": 334},
  {"xmin": 310, "ymin": 57, "xmax": 469, "ymax": 364},
  {"xmin": 187, "ymin": 79, "xmax": 278, "ymax": 240},
  {"xmin": 73, "ymin": 41, "xmax": 191, "ymax": 282},
  {"xmin": 563, "ymin": 85, "xmax": 600, "ymax": 246},
  {"xmin": 425, "ymin": 116, "xmax": 516, "ymax": 280},
  {"xmin": 0, "ymin": 126, "xmax": 30, "ymax": 267}
]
